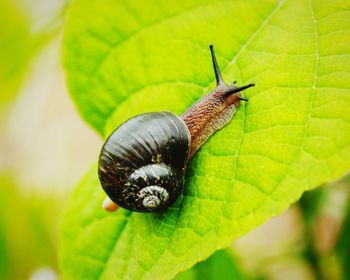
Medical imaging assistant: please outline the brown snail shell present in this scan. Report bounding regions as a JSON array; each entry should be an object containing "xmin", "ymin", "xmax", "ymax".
[{"xmin": 98, "ymin": 112, "xmax": 190, "ymax": 212}]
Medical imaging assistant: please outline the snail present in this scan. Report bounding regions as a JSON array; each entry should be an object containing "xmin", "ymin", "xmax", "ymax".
[{"xmin": 98, "ymin": 44, "xmax": 254, "ymax": 213}]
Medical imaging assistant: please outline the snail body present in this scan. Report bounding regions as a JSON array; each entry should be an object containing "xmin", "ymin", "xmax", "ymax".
[{"xmin": 98, "ymin": 45, "xmax": 254, "ymax": 212}]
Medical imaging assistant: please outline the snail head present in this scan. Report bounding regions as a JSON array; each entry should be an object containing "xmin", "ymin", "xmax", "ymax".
[{"xmin": 209, "ymin": 44, "xmax": 254, "ymax": 105}]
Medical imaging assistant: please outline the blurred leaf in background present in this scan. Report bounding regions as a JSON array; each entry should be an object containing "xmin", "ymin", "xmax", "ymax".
[
  {"xmin": 0, "ymin": 0, "xmax": 63, "ymax": 110},
  {"xmin": 174, "ymin": 249, "xmax": 248, "ymax": 280},
  {"xmin": 299, "ymin": 175, "xmax": 349, "ymax": 280},
  {"xmin": 337, "ymin": 198, "xmax": 350, "ymax": 280},
  {"xmin": 0, "ymin": 176, "xmax": 62, "ymax": 280},
  {"xmin": 0, "ymin": 0, "xmax": 68, "ymax": 279}
]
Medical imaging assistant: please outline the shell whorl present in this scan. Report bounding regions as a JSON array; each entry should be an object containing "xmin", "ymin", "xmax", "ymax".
[
  {"xmin": 141, "ymin": 186, "xmax": 168, "ymax": 210},
  {"xmin": 126, "ymin": 163, "xmax": 181, "ymax": 211},
  {"xmin": 98, "ymin": 112, "xmax": 190, "ymax": 212}
]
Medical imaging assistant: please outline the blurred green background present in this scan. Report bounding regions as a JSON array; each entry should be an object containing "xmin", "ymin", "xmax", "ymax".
[{"xmin": 0, "ymin": 1, "xmax": 349, "ymax": 279}]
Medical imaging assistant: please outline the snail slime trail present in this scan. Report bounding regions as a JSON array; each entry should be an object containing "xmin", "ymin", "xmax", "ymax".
[{"xmin": 98, "ymin": 44, "xmax": 254, "ymax": 213}]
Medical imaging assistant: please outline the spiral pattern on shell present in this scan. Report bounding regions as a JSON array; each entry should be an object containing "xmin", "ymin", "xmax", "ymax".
[{"xmin": 98, "ymin": 111, "xmax": 190, "ymax": 212}]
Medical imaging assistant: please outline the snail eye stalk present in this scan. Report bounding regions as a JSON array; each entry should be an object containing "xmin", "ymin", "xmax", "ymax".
[
  {"xmin": 209, "ymin": 44, "xmax": 224, "ymax": 86},
  {"xmin": 223, "ymin": 83, "xmax": 255, "ymax": 98}
]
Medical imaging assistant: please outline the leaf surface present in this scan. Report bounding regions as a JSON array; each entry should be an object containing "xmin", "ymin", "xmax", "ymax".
[{"xmin": 61, "ymin": 0, "xmax": 350, "ymax": 279}]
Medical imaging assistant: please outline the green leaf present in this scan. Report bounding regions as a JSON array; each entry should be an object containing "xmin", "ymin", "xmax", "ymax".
[
  {"xmin": 0, "ymin": 0, "xmax": 63, "ymax": 109},
  {"xmin": 336, "ymin": 185, "xmax": 350, "ymax": 279},
  {"xmin": 174, "ymin": 249, "xmax": 247, "ymax": 280},
  {"xmin": 61, "ymin": 0, "xmax": 350, "ymax": 279},
  {"xmin": 0, "ymin": 176, "xmax": 60, "ymax": 279},
  {"xmin": 0, "ymin": 0, "xmax": 34, "ymax": 107}
]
